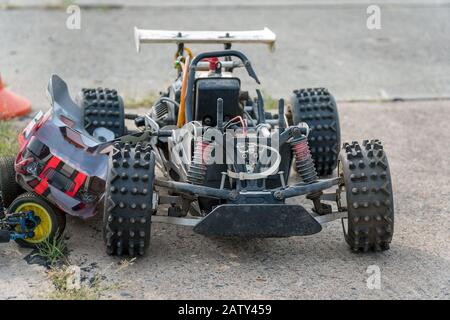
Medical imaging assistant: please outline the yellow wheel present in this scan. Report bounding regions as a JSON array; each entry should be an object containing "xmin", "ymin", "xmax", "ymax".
[{"xmin": 9, "ymin": 192, "xmax": 66, "ymax": 248}]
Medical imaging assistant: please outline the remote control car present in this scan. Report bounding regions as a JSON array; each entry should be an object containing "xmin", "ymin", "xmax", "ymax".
[{"xmin": 0, "ymin": 28, "xmax": 394, "ymax": 256}]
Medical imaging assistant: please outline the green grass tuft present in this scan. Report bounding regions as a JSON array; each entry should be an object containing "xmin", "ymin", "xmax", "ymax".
[
  {"xmin": 261, "ymin": 90, "xmax": 279, "ymax": 111},
  {"xmin": 124, "ymin": 92, "xmax": 159, "ymax": 109},
  {"xmin": 0, "ymin": 121, "xmax": 19, "ymax": 157},
  {"xmin": 47, "ymin": 266, "xmax": 104, "ymax": 300},
  {"xmin": 36, "ymin": 235, "xmax": 68, "ymax": 267},
  {"xmin": 47, "ymin": 263, "xmax": 122, "ymax": 300}
]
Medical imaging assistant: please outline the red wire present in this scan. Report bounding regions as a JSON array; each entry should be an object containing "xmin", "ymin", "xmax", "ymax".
[{"xmin": 227, "ymin": 116, "xmax": 246, "ymax": 135}]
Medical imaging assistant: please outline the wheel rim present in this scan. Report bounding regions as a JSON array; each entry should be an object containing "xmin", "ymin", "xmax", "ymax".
[
  {"xmin": 15, "ymin": 202, "xmax": 52, "ymax": 244},
  {"xmin": 336, "ymin": 160, "xmax": 347, "ymax": 210}
]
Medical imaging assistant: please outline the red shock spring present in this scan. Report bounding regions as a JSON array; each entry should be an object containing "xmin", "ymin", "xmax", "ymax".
[
  {"xmin": 187, "ymin": 139, "xmax": 211, "ymax": 185},
  {"xmin": 195, "ymin": 140, "xmax": 211, "ymax": 165},
  {"xmin": 291, "ymin": 137, "xmax": 317, "ymax": 184}
]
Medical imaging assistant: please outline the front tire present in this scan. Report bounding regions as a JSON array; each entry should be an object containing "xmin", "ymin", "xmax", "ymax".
[
  {"xmin": 338, "ymin": 140, "xmax": 394, "ymax": 252},
  {"xmin": 103, "ymin": 142, "xmax": 156, "ymax": 256}
]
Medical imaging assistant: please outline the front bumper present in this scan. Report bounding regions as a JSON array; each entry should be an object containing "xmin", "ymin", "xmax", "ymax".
[{"xmin": 193, "ymin": 204, "xmax": 322, "ymax": 237}]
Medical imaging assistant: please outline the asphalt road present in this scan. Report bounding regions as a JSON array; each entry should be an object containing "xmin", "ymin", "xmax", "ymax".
[{"xmin": 1, "ymin": 100, "xmax": 449, "ymax": 299}]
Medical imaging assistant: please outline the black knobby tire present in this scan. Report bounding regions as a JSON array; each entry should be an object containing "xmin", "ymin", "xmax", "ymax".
[
  {"xmin": 77, "ymin": 88, "xmax": 126, "ymax": 139},
  {"xmin": 103, "ymin": 142, "xmax": 156, "ymax": 256},
  {"xmin": 9, "ymin": 192, "xmax": 66, "ymax": 248},
  {"xmin": 338, "ymin": 140, "xmax": 394, "ymax": 252},
  {"xmin": 0, "ymin": 156, "xmax": 23, "ymax": 208},
  {"xmin": 289, "ymin": 88, "xmax": 341, "ymax": 176}
]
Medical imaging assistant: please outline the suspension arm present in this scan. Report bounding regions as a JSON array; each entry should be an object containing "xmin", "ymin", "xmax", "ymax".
[
  {"xmin": 154, "ymin": 179, "xmax": 234, "ymax": 200},
  {"xmin": 273, "ymin": 177, "xmax": 341, "ymax": 200},
  {"xmin": 156, "ymin": 177, "xmax": 341, "ymax": 202}
]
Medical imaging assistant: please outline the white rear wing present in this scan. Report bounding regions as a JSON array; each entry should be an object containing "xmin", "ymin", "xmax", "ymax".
[{"xmin": 134, "ymin": 27, "xmax": 276, "ymax": 52}]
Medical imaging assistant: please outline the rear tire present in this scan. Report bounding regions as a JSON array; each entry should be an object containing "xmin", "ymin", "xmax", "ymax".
[
  {"xmin": 338, "ymin": 140, "xmax": 394, "ymax": 252},
  {"xmin": 0, "ymin": 156, "xmax": 23, "ymax": 208},
  {"xmin": 103, "ymin": 142, "xmax": 156, "ymax": 256},
  {"xmin": 288, "ymin": 88, "xmax": 340, "ymax": 176},
  {"xmin": 76, "ymin": 88, "xmax": 126, "ymax": 139}
]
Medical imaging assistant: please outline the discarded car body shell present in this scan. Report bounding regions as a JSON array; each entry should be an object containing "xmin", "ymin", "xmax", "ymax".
[{"xmin": 15, "ymin": 75, "xmax": 109, "ymax": 218}]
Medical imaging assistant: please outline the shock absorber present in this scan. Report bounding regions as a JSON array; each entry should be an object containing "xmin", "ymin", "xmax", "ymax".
[
  {"xmin": 291, "ymin": 134, "xmax": 331, "ymax": 214},
  {"xmin": 187, "ymin": 139, "xmax": 211, "ymax": 185},
  {"xmin": 291, "ymin": 135, "xmax": 318, "ymax": 183}
]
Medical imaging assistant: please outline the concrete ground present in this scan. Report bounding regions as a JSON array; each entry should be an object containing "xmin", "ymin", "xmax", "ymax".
[
  {"xmin": 0, "ymin": 1, "xmax": 449, "ymax": 300},
  {"xmin": 0, "ymin": 1, "xmax": 450, "ymax": 106}
]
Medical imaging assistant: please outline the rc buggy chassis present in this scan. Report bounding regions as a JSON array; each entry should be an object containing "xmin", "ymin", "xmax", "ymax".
[{"xmin": 0, "ymin": 28, "xmax": 394, "ymax": 255}]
